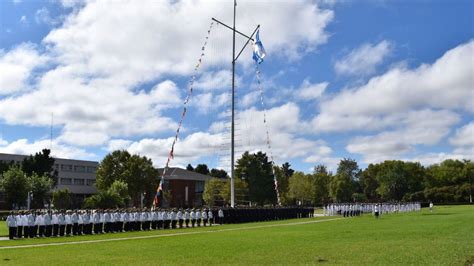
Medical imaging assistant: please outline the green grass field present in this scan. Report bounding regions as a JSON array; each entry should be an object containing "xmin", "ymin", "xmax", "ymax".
[{"xmin": 0, "ymin": 205, "xmax": 473, "ymax": 265}]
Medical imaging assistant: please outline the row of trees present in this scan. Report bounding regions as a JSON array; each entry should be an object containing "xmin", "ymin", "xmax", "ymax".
[{"xmin": 202, "ymin": 152, "xmax": 473, "ymax": 206}]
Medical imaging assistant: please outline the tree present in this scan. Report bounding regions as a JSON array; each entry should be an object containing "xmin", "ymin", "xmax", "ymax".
[
  {"xmin": 0, "ymin": 160, "xmax": 14, "ymax": 175},
  {"xmin": 52, "ymin": 189, "xmax": 71, "ymax": 209},
  {"xmin": 21, "ymin": 149, "xmax": 58, "ymax": 186},
  {"xmin": 0, "ymin": 166, "xmax": 30, "ymax": 209},
  {"xmin": 360, "ymin": 163, "xmax": 381, "ymax": 200},
  {"xmin": 107, "ymin": 180, "xmax": 131, "ymax": 206},
  {"xmin": 329, "ymin": 159, "xmax": 359, "ymax": 202},
  {"xmin": 313, "ymin": 164, "xmax": 331, "ymax": 205},
  {"xmin": 329, "ymin": 173, "xmax": 353, "ymax": 202},
  {"xmin": 288, "ymin": 172, "xmax": 315, "ymax": 205},
  {"xmin": 235, "ymin": 151, "xmax": 276, "ymax": 205},
  {"xmin": 83, "ymin": 190, "xmax": 124, "ymax": 209},
  {"xmin": 186, "ymin": 164, "xmax": 194, "ymax": 171},
  {"xmin": 202, "ymin": 178, "xmax": 226, "ymax": 206},
  {"xmin": 210, "ymin": 168, "xmax": 228, "ymax": 179},
  {"xmin": 96, "ymin": 150, "xmax": 159, "ymax": 207},
  {"xmin": 28, "ymin": 173, "xmax": 53, "ymax": 209},
  {"xmin": 220, "ymin": 178, "xmax": 249, "ymax": 206},
  {"xmin": 376, "ymin": 161, "xmax": 409, "ymax": 201},
  {"xmin": 194, "ymin": 164, "xmax": 210, "ymax": 175}
]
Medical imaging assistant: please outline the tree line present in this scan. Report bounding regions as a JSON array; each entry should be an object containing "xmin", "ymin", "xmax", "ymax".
[
  {"xmin": 203, "ymin": 154, "xmax": 473, "ymax": 206},
  {"xmin": 1, "ymin": 149, "xmax": 472, "ymax": 210}
]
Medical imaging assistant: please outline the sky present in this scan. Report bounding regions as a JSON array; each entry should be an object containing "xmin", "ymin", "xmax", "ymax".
[{"xmin": 0, "ymin": 0, "xmax": 472, "ymax": 173}]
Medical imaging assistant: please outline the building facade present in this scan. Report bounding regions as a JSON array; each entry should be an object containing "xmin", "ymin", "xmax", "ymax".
[
  {"xmin": 158, "ymin": 167, "xmax": 213, "ymax": 208},
  {"xmin": 0, "ymin": 153, "xmax": 98, "ymax": 208}
]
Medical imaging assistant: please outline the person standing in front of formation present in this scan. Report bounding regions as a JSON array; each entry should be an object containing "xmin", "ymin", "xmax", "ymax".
[
  {"xmin": 429, "ymin": 202, "xmax": 434, "ymax": 213},
  {"xmin": 6, "ymin": 211, "xmax": 17, "ymax": 240},
  {"xmin": 374, "ymin": 204, "xmax": 380, "ymax": 219}
]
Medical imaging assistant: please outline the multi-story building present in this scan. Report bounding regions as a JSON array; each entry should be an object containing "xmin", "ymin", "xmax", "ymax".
[
  {"xmin": 0, "ymin": 153, "xmax": 98, "ymax": 208},
  {"xmin": 0, "ymin": 152, "xmax": 214, "ymax": 209}
]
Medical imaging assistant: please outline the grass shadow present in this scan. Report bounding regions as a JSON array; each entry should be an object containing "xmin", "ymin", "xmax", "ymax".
[{"xmin": 422, "ymin": 213, "xmax": 455, "ymax": 216}]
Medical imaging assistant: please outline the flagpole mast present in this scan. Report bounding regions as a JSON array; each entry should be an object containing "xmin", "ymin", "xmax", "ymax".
[
  {"xmin": 212, "ymin": 1, "xmax": 258, "ymax": 208},
  {"xmin": 230, "ymin": 0, "xmax": 236, "ymax": 208}
]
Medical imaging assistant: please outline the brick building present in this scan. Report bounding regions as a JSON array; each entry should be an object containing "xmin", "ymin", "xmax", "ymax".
[{"xmin": 158, "ymin": 167, "xmax": 213, "ymax": 208}]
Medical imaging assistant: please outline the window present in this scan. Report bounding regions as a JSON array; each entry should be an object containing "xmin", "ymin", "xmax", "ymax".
[
  {"xmin": 74, "ymin": 165, "xmax": 86, "ymax": 173},
  {"xmin": 61, "ymin": 178, "xmax": 72, "ymax": 185},
  {"xmin": 73, "ymin": 178, "xmax": 85, "ymax": 185},
  {"xmin": 86, "ymin": 166, "xmax": 96, "ymax": 173},
  {"xmin": 86, "ymin": 179, "xmax": 95, "ymax": 186},
  {"xmin": 195, "ymin": 181, "xmax": 205, "ymax": 193},
  {"xmin": 61, "ymin": 164, "xmax": 73, "ymax": 172}
]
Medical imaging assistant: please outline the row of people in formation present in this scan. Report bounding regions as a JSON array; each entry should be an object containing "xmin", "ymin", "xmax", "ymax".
[{"xmin": 5, "ymin": 208, "xmax": 225, "ymax": 240}]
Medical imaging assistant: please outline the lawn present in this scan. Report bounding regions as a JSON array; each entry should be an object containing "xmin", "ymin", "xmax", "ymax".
[{"xmin": 0, "ymin": 205, "xmax": 473, "ymax": 265}]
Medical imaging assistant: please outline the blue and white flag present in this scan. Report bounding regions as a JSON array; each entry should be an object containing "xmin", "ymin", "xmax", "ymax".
[{"xmin": 253, "ymin": 29, "xmax": 266, "ymax": 64}]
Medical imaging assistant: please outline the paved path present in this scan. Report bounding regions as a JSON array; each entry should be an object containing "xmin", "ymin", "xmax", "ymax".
[{"xmin": 0, "ymin": 218, "xmax": 343, "ymax": 250}]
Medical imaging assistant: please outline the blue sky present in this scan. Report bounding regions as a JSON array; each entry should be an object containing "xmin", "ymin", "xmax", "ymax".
[{"xmin": 0, "ymin": 0, "xmax": 472, "ymax": 173}]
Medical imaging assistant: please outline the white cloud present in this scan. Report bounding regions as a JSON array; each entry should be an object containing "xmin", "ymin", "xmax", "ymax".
[
  {"xmin": 346, "ymin": 109, "xmax": 460, "ymax": 163},
  {"xmin": 0, "ymin": 138, "xmax": 95, "ymax": 160},
  {"xmin": 0, "ymin": 0, "xmax": 334, "ymax": 151},
  {"xmin": 0, "ymin": 43, "xmax": 46, "ymax": 95},
  {"xmin": 314, "ymin": 40, "xmax": 474, "ymax": 132},
  {"xmin": 335, "ymin": 40, "xmax": 392, "ymax": 76},
  {"xmin": 295, "ymin": 79, "xmax": 328, "ymax": 101},
  {"xmin": 35, "ymin": 8, "xmax": 62, "ymax": 26},
  {"xmin": 194, "ymin": 70, "xmax": 232, "ymax": 91},
  {"xmin": 450, "ymin": 122, "xmax": 474, "ymax": 148},
  {"xmin": 13, "ymin": 0, "xmax": 22, "ymax": 4},
  {"xmin": 106, "ymin": 139, "xmax": 133, "ymax": 151}
]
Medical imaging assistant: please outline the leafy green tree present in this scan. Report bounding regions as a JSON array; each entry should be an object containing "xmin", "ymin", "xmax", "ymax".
[
  {"xmin": 186, "ymin": 164, "xmax": 194, "ymax": 171},
  {"xmin": 376, "ymin": 161, "xmax": 409, "ymax": 201},
  {"xmin": 96, "ymin": 150, "xmax": 159, "ymax": 207},
  {"xmin": 210, "ymin": 168, "xmax": 228, "ymax": 179},
  {"xmin": 28, "ymin": 173, "xmax": 53, "ymax": 209},
  {"xmin": 195, "ymin": 164, "xmax": 210, "ymax": 175},
  {"xmin": 220, "ymin": 178, "xmax": 249, "ymax": 206},
  {"xmin": 203, "ymin": 178, "xmax": 226, "ymax": 206},
  {"xmin": 360, "ymin": 163, "xmax": 381, "ymax": 200},
  {"xmin": 0, "ymin": 160, "xmax": 14, "ymax": 175},
  {"xmin": 107, "ymin": 180, "xmax": 131, "ymax": 206},
  {"xmin": 313, "ymin": 164, "xmax": 331, "ymax": 204},
  {"xmin": 0, "ymin": 166, "xmax": 30, "ymax": 209},
  {"xmin": 22, "ymin": 149, "xmax": 58, "ymax": 186},
  {"xmin": 52, "ymin": 189, "xmax": 71, "ymax": 209},
  {"xmin": 83, "ymin": 190, "xmax": 124, "ymax": 209},
  {"xmin": 288, "ymin": 172, "xmax": 315, "ymax": 205},
  {"xmin": 329, "ymin": 159, "xmax": 359, "ymax": 202},
  {"xmin": 235, "ymin": 151, "xmax": 276, "ymax": 205}
]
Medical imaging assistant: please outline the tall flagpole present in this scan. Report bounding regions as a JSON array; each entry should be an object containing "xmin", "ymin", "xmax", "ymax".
[
  {"xmin": 230, "ymin": 0, "xmax": 236, "ymax": 208},
  {"xmin": 212, "ymin": 1, "xmax": 258, "ymax": 208}
]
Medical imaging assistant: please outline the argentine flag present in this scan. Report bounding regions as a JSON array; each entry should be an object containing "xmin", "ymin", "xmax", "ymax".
[{"xmin": 253, "ymin": 29, "xmax": 266, "ymax": 64}]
